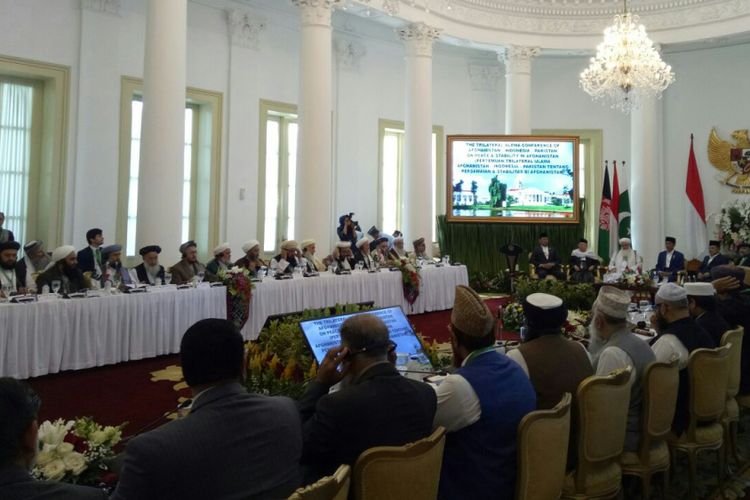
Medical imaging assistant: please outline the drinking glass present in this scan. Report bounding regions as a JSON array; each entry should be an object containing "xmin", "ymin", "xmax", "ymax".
[
  {"xmin": 196, "ymin": 271, "xmax": 205, "ymax": 284},
  {"xmin": 51, "ymin": 280, "xmax": 61, "ymax": 296},
  {"xmin": 443, "ymin": 254, "xmax": 450, "ymax": 265},
  {"xmin": 259, "ymin": 266, "xmax": 267, "ymax": 279},
  {"xmin": 164, "ymin": 273, "xmax": 172, "ymax": 285},
  {"xmin": 638, "ymin": 300, "xmax": 651, "ymax": 323},
  {"xmin": 1, "ymin": 283, "xmax": 10, "ymax": 301}
]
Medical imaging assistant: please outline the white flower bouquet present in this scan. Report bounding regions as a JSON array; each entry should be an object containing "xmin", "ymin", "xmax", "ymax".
[
  {"xmin": 716, "ymin": 199, "xmax": 750, "ymax": 251},
  {"xmin": 32, "ymin": 417, "xmax": 126, "ymax": 489}
]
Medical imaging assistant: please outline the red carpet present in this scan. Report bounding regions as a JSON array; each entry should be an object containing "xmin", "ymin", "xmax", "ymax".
[{"xmin": 26, "ymin": 297, "xmax": 510, "ymax": 439}]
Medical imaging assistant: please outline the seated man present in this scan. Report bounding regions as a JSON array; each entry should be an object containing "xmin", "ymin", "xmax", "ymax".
[
  {"xmin": 270, "ymin": 240, "xmax": 300, "ymax": 274},
  {"xmin": 235, "ymin": 239, "xmax": 267, "ymax": 276},
  {"xmin": 101, "ymin": 244, "xmax": 133, "ymax": 287},
  {"xmin": 389, "ymin": 237, "xmax": 408, "ymax": 260},
  {"xmin": 77, "ymin": 228, "xmax": 104, "ymax": 278},
  {"xmin": 697, "ymin": 240, "xmax": 730, "ymax": 281},
  {"xmin": 0, "ymin": 241, "xmax": 26, "ymax": 297},
  {"xmin": 650, "ymin": 283, "xmax": 715, "ymax": 434},
  {"xmin": 36, "ymin": 246, "xmax": 90, "ymax": 294},
  {"xmin": 20, "ymin": 240, "xmax": 50, "ymax": 289},
  {"xmin": 409, "ymin": 237, "xmax": 430, "ymax": 263},
  {"xmin": 685, "ymin": 282, "xmax": 730, "ymax": 346},
  {"xmin": 736, "ymin": 242, "xmax": 750, "ymax": 267},
  {"xmin": 0, "ymin": 378, "xmax": 107, "ymax": 499},
  {"xmin": 0, "ymin": 211, "xmax": 14, "ymax": 243},
  {"xmin": 301, "ymin": 239, "xmax": 326, "ymax": 273},
  {"xmin": 609, "ymin": 237, "xmax": 641, "ymax": 275},
  {"xmin": 530, "ymin": 233, "xmax": 564, "ymax": 280},
  {"xmin": 711, "ymin": 266, "xmax": 750, "ymax": 395},
  {"xmin": 588, "ymin": 286, "xmax": 656, "ymax": 452},
  {"xmin": 134, "ymin": 245, "xmax": 165, "ymax": 285},
  {"xmin": 570, "ymin": 238, "xmax": 600, "ymax": 283},
  {"xmin": 435, "ymin": 286, "xmax": 536, "ymax": 499},
  {"xmin": 655, "ymin": 236, "xmax": 685, "ymax": 283},
  {"xmin": 355, "ymin": 238, "xmax": 375, "ymax": 270},
  {"xmin": 371, "ymin": 237, "xmax": 390, "ymax": 266},
  {"xmin": 170, "ymin": 241, "xmax": 208, "ymax": 285},
  {"xmin": 326, "ymin": 241, "xmax": 356, "ymax": 272},
  {"xmin": 113, "ymin": 319, "xmax": 302, "ymax": 499},
  {"xmin": 298, "ymin": 314, "xmax": 436, "ymax": 481},
  {"xmin": 205, "ymin": 243, "xmax": 232, "ymax": 276}
]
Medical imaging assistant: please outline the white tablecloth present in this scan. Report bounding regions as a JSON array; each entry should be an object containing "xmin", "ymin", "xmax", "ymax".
[
  {"xmin": 0, "ymin": 286, "xmax": 227, "ymax": 379},
  {"xmin": 241, "ymin": 265, "xmax": 469, "ymax": 340}
]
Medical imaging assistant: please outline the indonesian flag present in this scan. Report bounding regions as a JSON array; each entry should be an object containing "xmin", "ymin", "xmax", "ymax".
[
  {"xmin": 598, "ymin": 163, "xmax": 615, "ymax": 262},
  {"xmin": 685, "ymin": 134, "xmax": 708, "ymax": 259}
]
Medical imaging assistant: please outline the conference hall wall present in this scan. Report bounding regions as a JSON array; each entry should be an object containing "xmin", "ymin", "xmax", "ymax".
[{"xmin": 0, "ymin": 0, "xmax": 747, "ymax": 267}]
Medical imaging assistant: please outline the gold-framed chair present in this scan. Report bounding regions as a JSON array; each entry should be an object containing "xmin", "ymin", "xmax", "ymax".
[
  {"xmin": 288, "ymin": 464, "xmax": 351, "ymax": 500},
  {"xmin": 516, "ymin": 393, "xmax": 572, "ymax": 500},
  {"xmin": 667, "ymin": 344, "xmax": 731, "ymax": 500},
  {"xmin": 352, "ymin": 426, "xmax": 446, "ymax": 500},
  {"xmin": 620, "ymin": 358, "xmax": 679, "ymax": 499},
  {"xmin": 562, "ymin": 367, "xmax": 632, "ymax": 499},
  {"xmin": 529, "ymin": 252, "xmax": 567, "ymax": 281},
  {"xmin": 720, "ymin": 327, "xmax": 744, "ymax": 467}
]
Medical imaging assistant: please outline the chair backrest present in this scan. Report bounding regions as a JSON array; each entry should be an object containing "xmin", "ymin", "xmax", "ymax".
[
  {"xmin": 352, "ymin": 426, "xmax": 446, "ymax": 500},
  {"xmin": 721, "ymin": 327, "xmax": 744, "ymax": 398},
  {"xmin": 288, "ymin": 464, "xmax": 351, "ymax": 500},
  {"xmin": 685, "ymin": 259, "xmax": 702, "ymax": 273},
  {"xmin": 574, "ymin": 366, "xmax": 632, "ymax": 488},
  {"xmin": 638, "ymin": 358, "xmax": 679, "ymax": 462},
  {"xmin": 516, "ymin": 393, "xmax": 572, "ymax": 500},
  {"xmin": 688, "ymin": 345, "xmax": 731, "ymax": 433}
]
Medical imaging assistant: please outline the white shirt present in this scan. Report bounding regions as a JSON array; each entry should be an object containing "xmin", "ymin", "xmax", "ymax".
[
  {"xmin": 610, "ymin": 249, "xmax": 641, "ymax": 273},
  {"xmin": 651, "ymin": 334, "xmax": 689, "ymax": 369},
  {"xmin": 542, "ymin": 245, "xmax": 550, "ymax": 260},
  {"xmin": 665, "ymin": 250, "xmax": 674, "ymax": 269},
  {"xmin": 23, "ymin": 256, "xmax": 37, "ymax": 289},
  {"xmin": 594, "ymin": 346, "xmax": 637, "ymax": 385},
  {"xmin": 0, "ymin": 267, "xmax": 17, "ymax": 293}
]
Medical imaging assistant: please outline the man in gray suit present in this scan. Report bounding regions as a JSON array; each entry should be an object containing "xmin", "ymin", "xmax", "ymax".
[
  {"xmin": 112, "ymin": 319, "xmax": 302, "ymax": 500},
  {"xmin": 0, "ymin": 378, "xmax": 107, "ymax": 499}
]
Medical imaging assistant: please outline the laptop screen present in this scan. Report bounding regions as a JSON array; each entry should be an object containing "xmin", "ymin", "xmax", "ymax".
[{"xmin": 299, "ymin": 306, "xmax": 433, "ymax": 370}]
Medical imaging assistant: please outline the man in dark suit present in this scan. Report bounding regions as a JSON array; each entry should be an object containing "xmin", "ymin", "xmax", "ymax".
[
  {"xmin": 0, "ymin": 212, "xmax": 14, "ymax": 243},
  {"xmin": 298, "ymin": 314, "xmax": 437, "ymax": 481},
  {"xmin": 77, "ymin": 228, "xmax": 104, "ymax": 278},
  {"xmin": 112, "ymin": 319, "xmax": 302, "ymax": 500},
  {"xmin": 697, "ymin": 240, "xmax": 731, "ymax": 281},
  {"xmin": 530, "ymin": 233, "xmax": 564, "ymax": 280},
  {"xmin": 133, "ymin": 245, "xmax": 165, "ymax": 285},
  {"xmin": 0, "ymin": 378, "xmax": 107, "ymax": 499},
  {"xmin": 736, "ymin": 243, "xmax": 750, "ymax": 267},
  {"xmin": 655, "ymin": 236, "xmax": 685, "ymax": 282},
  {"xmin": 0, "ymin": 241, "xmax": 27, "ymax": 296},
  {"xmin": 685, "ymin": 282, "xmax": 730, "ymax": 346}
]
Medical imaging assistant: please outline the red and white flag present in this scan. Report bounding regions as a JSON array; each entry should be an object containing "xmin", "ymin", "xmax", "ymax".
[{"xmin": 685, "ymin": 134, "xmax": 708, "ymax": 259}]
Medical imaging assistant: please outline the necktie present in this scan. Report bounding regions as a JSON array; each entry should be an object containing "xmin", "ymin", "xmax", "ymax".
[{"xmin": 95, "ymin": 248, "xmax": 102, "ymax": 267}]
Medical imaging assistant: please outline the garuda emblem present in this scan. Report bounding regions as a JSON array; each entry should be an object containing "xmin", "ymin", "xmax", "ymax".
[{"xmin": 708, "ymin": 128, "xmax": 750, "ymax": 192}]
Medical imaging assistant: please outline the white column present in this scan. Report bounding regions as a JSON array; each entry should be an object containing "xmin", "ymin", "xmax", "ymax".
[
  {"xmin": 399, "ymin": 22, "xmax": 441, "ymax": 255},
  {"xmin": 498, "ymin": 45, "xmax": 539, "ymax": 135},
  {"xmin": 293, "ymin": 0, "xmax": 340, "ymax": 253},
  {"xmin": 137, "ymin": 0, "xmax": 187, "ymax": 264},
  {"xmin": 630, "ymin": 96, "xmax": 663, "ymax": 269}
]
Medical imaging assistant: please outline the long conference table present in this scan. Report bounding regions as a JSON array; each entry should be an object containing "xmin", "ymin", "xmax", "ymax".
[{"xmin": 0, "ymin": 265, "xmax": 468, "ymax": 379}]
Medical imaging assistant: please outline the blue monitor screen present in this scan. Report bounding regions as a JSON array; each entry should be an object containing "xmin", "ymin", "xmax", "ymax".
[{"xmin": 299, "ymin": 306, "xmax": 432, "ymax": 368}]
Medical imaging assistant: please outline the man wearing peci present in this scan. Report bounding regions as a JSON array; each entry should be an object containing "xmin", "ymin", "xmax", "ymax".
[
  {"xmin": 655, "ymin": 236, "xmax": 685, "ymax": 283},
  {"xmin": 697, "ymin": 240, "xmax": 730, "ymax": 281},
  {"xmin": 530, "ymin": 233, "xmax": 564, "ymax": 280}
]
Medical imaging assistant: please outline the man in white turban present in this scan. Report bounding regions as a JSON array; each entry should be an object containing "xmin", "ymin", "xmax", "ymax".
[
  {"xmin": 301, "ymin": 239, "xmax": 326, "ymax": 273},
  {"xmin": 206, "ymin": 243, "xmax": 232, "ymax": 276},
  {"xmin": 271, "ymin": 240, "xmax": 301, "ymax": 274},
  {"xmin": 235, "ymin": 240, "xmax": 266, "ymax": 276},
  {"xmin": 35, "ymin": 245, "xmax": 90, "ymax": 293},
  {"xmin": 606, "ymin": 237, "xmax": 642, "ymax": 281},
  {"xmin": 327, "ymin": 241, "xmax": 355, "ymax": 272}
]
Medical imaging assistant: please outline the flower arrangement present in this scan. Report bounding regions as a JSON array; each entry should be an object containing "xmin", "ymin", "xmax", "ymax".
[
  {"xmin": 615, "ymin": 269, "xmax": 653, "ymax": 287},
  {"xmin": 396, "ymin": 259, "xmax": 421, "ymax": 306},
  {"xmin": 218, "ymin": 266, "xmax": 255, "ymax": 329},
  {"xmin": 501, "ymin": 302, "xmax": 525, "ymax": 332},
  {"xmin": 245, "ymin": 304, "xmax": 373, "ymax": 398},
  {"xmin": 563, "ymin": 310, "xmax": 591, "ymax": 342},
  {"xmin": 716, "ymin": 199, "xmax": 750, "ymax": 251},
  {"xmin": 514, "ymin": 277, "xmax": 597, "ymax": 311},
  {"xmin": 32, "ymin": 417, "xmax": 126, "ymax": 489}
]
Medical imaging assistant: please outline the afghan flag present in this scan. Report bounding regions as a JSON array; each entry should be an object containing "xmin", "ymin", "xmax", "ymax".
[
  {"xmin": 685, "ymin": 134, "xmax": 708, "ymax": 259},
  {"xmin": 617, "ymin": 161, "xmax": 631, "ymax": 239},
  {"xmin": 598, "ymin": 163, "xmax": 615, "ymax": 262}
]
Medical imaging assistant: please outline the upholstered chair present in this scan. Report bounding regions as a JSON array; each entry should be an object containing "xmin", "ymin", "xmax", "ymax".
[
  {"xmin": 620, "ymin": 358, "xmax": 679, "ymax": 499},
  {"xmin": 667, "ymin": 344, "xmax": 731, "ymax": 500},
  {"xmin": 516, "ymin": 392, "xmax": 572, "ymax": 500},
  {"xmin": 352, "ymin": 426, "xmax": 446, "ymax": 500},
  {"xmin": 720, "ymin": 327, "xmax": 744, "ymax": 467},
  {"xmin": 288, "ymin": 464, "xmax": 350, "ymax": 500},
  {"xmin": 562, "ymin": 366, "xmax": 632, "ymax": 499}
]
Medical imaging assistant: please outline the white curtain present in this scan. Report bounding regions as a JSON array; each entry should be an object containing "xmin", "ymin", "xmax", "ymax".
[{"xmin": 0, "ymin": 81, "xmax": 33, "ymax": 245}]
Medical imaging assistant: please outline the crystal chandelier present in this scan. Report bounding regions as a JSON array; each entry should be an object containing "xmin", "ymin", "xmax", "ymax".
[{"xmin": 579, "ymin": 1, "xmax": 675, "ymax": 114}]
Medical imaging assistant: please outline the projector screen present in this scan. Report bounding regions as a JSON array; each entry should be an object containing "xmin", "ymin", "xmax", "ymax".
[{"xmin": 446, "ymin": 135, "xmax": 580, "ymax": 224}]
